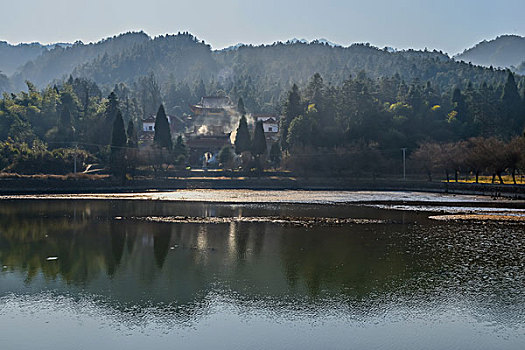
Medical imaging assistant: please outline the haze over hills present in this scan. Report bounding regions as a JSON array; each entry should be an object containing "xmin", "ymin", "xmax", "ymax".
[
  {"xmin": 0, "ymin": 31, "xmax": 522, "ymax": 96},
  {"xmin": 456, "ymin": 35, "xmax": 525, "ymax": 73}
]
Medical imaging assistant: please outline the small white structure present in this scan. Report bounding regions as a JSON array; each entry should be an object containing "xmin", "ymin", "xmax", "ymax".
[
  {"xmin": 255, "ymin": 115, "xmax": 280, "ymax": 134},
  {"xmin": 142, "ymin": 116, "xmax": 156, "ymax": 132}
]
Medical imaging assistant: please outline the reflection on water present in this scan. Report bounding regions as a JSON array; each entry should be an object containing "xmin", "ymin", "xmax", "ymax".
[{"xmin": 0, "ymin": 200, "xmax": 524, "ymax": 350}]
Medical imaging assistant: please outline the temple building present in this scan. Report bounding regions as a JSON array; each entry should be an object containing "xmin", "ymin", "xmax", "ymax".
[{"xmin": 189, "ymin": 96, "xmax": 235, "ymax": 117}]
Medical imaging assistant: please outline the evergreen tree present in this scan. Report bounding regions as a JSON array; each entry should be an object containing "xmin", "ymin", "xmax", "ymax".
[
  {"xmin": 501, "ymin": 71, "xmax": 523, "ymax": 137},
  {"xmin": 110, "ymin": 110, "xmax": 127, "ymax": 177},
  {"xmin": 173, "ymin": 135, "xmax": 187, "ymax": 159},
  {"xmin": 238, "ymin": 97, "xmax": 246, "ymax": 116},
  {"xmin": 106, "ymin": 91, "xmax": 120, "ymax": 121},
  {"xmin": 218, "ymin": 145, "xmax": 234, "ymax": 168},
  {"xmin": 100, "ymin": 91, "xmax": 120, "ymax": 145},
  {"xmin": 269, "ymin": 142, "xmax": 281, "ymax": 166},
  {"xmin": 126, "ymin": 120, "xmax": 137, "ymax": 148},
  {"xmin": 305, "ymin": 73, "xmax": 324, "ymax": 110},
  {"xmin": 252, "ymin": 120, "xmax": 267, "ymax": 156},
  {"xmin": 280, "ymin": 84, "xmax": 302, "ymax": 150},
  {"xmin": 57, "ymin": 105, "xmax": 74, "ymax": 145},
  {"xmin": 234, "ymin": 115, "xmax": 251, "ymax": 154},
  {"xmin": 153, "ymin": 104, "xmax": 172, "ymax": 150},
  {"xmin": 194, "ymin": 79, "xmax": 206, "ymax": 100}
]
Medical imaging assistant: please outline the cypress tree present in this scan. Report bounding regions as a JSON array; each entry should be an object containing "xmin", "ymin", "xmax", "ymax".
[
  {"xmin": 252, "ymin": 120, "xmax": 267, "ymax": 156},
  {"xmin": 501, "ymin": 71, "xmax": 523, "ymax": 136},
  {"xmin": 281, "ymin": 84, "xmax": 302, "ymax": 150},
  {"xmin": 57, "ymin": 105, "xmax": 74, "ymax": 145},
  {"xmin": 127, "ymin": 120, "xmax": 137, "ymax": 148},
  {"xmin": 101, "ymin": 91, "xmax": 120, "ymax": 145},
  {"xmin": 234, "ymin": 115, "xmax": 251, "ymax": 154},
  {"xmin": 238, "ymin": 97, "xmax": 246, "ymax": 116},
  {"xmin": 110, "ymin": 110, "xmax": 127, "ymax": 176},
  {"xmin": 153, "ymin": 104, "xmax": 172, "ymax": 150},
  {"xmin": 111, "ymin": 111, "xmax": 126, "ymax": 153}
]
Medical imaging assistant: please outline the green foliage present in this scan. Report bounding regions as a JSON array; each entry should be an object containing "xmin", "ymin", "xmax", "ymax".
[
  {"xmin": 126, "ymin": 120, "xmax": 137, "ymax": 148},
  {"xmin": 153, "ymin": 104, "xmax": 172, "ymax": 150},
  {"xmin": 0, "ymin": 139, "xmax": 96, "ymax": 174},
  {"xmin": 218, "ymin": 145, "xmax": 234, "ymax": 168},
  {"xmin": 237, "ymin": 97, "xmax": 246, "ymax": 115},
  {"xmin": 110, "ymin": 111, "xmax": 127, "ymax": 176},
  {"xmin": 269, "ymin": 142, "xmax": 281, "ymax": 166},
  {"xmin": 234, "ymin": 115, "xmax": 251, "ymax": 154},
  {"xmin": 281, "ymin": 84, "xmax": 303, "ymax": 150},
  {"xmin": 252, "ymin": 120, "xmax": 267, "ymax": 156},
  {"xmin": 173, "ymin": 135, "xmax": 187, "ymax": 165}
]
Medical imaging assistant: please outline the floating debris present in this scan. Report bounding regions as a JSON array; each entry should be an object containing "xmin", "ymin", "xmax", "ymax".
[
  {"xmin": 46, "ymin": 256, "xmax": 59, "ymax": 261},
  {"xmin": 122, "ymin": 216, "xmax": 389, "ymax": 227}
]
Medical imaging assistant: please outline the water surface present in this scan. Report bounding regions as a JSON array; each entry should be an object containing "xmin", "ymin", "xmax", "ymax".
[{"xmin": 0, "ymin": 198, "xmax": 524, "ymax": 349}]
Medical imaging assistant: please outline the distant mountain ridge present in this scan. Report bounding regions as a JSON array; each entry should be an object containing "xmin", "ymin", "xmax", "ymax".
[
  {"xmin": 0, "ymin": 41, "xmax": 47, "ymax": 75},
  {"xmin": 455, "ymin": 35, "xmax": 525, "ymax": 73},
  {"xmin": 0, "ymin": 31, "xmax": 517, "ymax": 95}
]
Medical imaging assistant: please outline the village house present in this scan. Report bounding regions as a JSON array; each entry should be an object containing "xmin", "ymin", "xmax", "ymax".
[
  {"xmin": 139, "ymin": 114, "xmax": 186, "ymax": 146},
  {"xmin": 254, "ymin": 114, "xmax": 281, "ymax": 144}
]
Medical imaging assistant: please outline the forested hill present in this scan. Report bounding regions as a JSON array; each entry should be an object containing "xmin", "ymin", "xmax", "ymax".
[
  {"xmin": 2, "ymin": 32, "xmax": 515, "ymax": 96},
  {"xmin": 0, "ymin": 41, "xmax": 47, "ymax": 76},
  {"xmin": 456, "ymin": 35, "xmax": 525, "ymax": 73},
  {"xmin": 9, "ymin": 32, "xmax": 150, "ymax": 89},
  {"xmin": 68, "ymin": 36, "xmax": 510, "ymax": 92}
]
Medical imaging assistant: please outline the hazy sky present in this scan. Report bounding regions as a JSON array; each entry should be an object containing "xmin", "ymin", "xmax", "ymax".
[{"xmin": 1, "ymin": 0, "xmax": 524, "ymax": 55}]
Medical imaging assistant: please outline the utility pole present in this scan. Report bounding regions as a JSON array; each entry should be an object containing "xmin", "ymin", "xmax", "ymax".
[{"xmin": 401, "ymin": 148, "xmax": 407, "ymax": 181}]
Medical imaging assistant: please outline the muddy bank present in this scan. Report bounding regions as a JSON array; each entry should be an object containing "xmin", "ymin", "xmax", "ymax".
[
  {"xmin": 3, "ymin": 189, "xmax": 524, "ymax": 207},
  {"xmin": 0, "ymin": 176, "xmax": 524, "ymax": 199}
]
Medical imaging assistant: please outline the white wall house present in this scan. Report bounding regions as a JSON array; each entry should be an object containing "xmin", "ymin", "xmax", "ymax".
[{"xmin": 255, "ymin": 115, "xmax": 280, "ymax": 134}]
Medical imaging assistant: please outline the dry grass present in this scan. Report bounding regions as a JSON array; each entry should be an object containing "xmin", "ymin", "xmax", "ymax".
[{"xmin": 446, "ymin": 175, "xmax": 525, "ymax": 185}]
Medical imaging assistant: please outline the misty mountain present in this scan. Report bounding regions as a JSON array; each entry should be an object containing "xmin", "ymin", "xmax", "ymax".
[
  {"xmin": 0, "ymin": 41, "xmax": 47, "ymax": 75},
  {"xmin": 10, "ymin": 31, "xmax": 150, "ymax": 88},
  {"xmin": 66, "ymin": 34, "xmax": 509, "ymax": 95},
  {"xmin": 455, "ymin": 35, "xmax": 525, "ymax": 73},
  {"xmin": 1, "ymin": 31, "xmax": 514, "ymax": 97}
]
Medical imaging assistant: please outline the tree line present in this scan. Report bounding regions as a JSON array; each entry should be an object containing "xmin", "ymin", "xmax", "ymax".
[
  {"xmin": 411, "ymin": 137, "xmax": 525, "ymax": 184},
  {"xmin": 274, "ymin": 71, "xmax": 525, "ymax": 177}
]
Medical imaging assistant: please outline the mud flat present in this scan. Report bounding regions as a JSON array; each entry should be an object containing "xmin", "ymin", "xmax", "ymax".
[
  {"xmin": 429, "ymin": 214, "xmax": 525, "ymax": 222},
  {"xmin": 123, "ymin": 215, "xmax": 389, "ymax": 226},
  {"xmin": 1, "ymin": 189, "xmax": 523, "ymax": 205}
]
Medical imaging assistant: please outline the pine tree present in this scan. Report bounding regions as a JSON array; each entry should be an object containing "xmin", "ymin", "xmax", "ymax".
[
  {"xmin": 252, "ymin": 120, "xmax": 267, "ymax": 156},
  {"xmin": 234, "ymin": 115, "xmax": 251, "ymax": 154},
  {"xmin": 153, "ymin": 104, "xmax": 172, "ymax": 150},
  {"xmin": 238, "ymin": 97, "xmax": 246, "ymax": 116},
  {"xmin": 101, "ymin": 91, "xmax": 120, "ymax": 145},
  {"xmin": 194, "ymin": 79, "xmax": 206, "ymax": 100},
  {"xmin": 501, "ymin": 71, "xmax": 523, "ymax": 137},
  {"xmin": 57, "ymin": 105, "xmax": 74, "ymax": 145},
  {"xmin": 127, "ymin": 120, "xmax": 137, "ymax": 148},
  {"xmin": 280, "ymin": 84, "xmax": 302, "ymax": 150},
  {"xmin": 110, "ymin": 110, "xmax": 127, "ymax": 177}
]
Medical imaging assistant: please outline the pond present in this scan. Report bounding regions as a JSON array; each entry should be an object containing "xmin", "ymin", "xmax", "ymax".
[{"xmin": 0, "ymin": 194, "xmax": 524, "ymax": 349}]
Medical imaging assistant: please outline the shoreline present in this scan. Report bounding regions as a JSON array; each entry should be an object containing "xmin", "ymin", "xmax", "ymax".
[
  {"xmin": 1, "ymin": 176, "xmax": 525, "ymax": 199},
  {"xmin": 2, "ymin": 189, "xmax": 525, "ymax": 210}
]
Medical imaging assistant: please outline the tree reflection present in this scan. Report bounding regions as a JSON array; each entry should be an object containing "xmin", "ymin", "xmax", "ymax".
[{"xmin": 0, "ymin": 200, "xmax": 523, "ymax": 326}]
